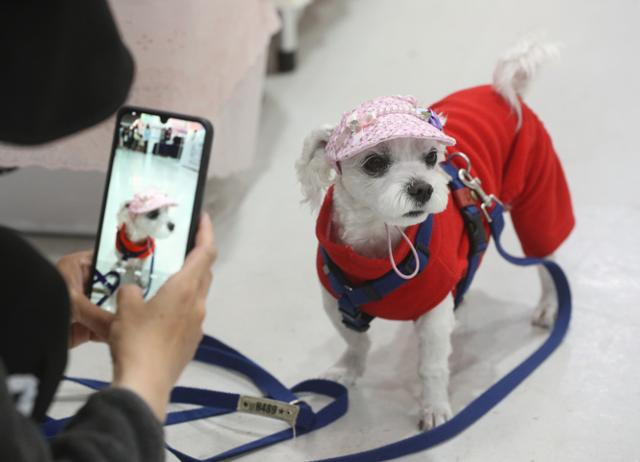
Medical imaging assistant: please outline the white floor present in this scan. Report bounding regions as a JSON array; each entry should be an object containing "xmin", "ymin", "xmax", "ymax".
[{"xmin": 30, "ymin": 0, "xmax": 640, "ymax": 461}]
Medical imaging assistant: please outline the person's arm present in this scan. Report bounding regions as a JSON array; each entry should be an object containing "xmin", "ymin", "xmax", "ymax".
[
  {"xmin": 51, "ymin": 387, "xmax": 164, "ymax": 461},
  {"xmin": 0, "ymin": 214, "xmax": 215, "ymax": 461},
  {"xmin": 0, "ymin": 363, "xmax": 50, "ymax": 460},
  {"xmin": 109, "ymin": 213, "xmax": 216, "ymax": 420},
  {"xmin": 0, "ymin": 223, "xmax": 164, "ymax": 462},
  {"xmin": 57, "ymin": 214, "xmax": 215, "ymax": 421},
  {"xmin": 1, "ymin": 362, "xmax": 163, "ymax": 462}
]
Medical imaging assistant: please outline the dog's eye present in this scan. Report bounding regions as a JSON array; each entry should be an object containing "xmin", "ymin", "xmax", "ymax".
[
  {"xmin": 424, "ymin": 148, "xmax": 438, "ymax": 167},
  {"xmin": 146, "ymin": 210, "xmax": 160, "ymax": 219},
  {"xmin": 362, "ymin": 153, "xmax": 391, "ymax": 176}
]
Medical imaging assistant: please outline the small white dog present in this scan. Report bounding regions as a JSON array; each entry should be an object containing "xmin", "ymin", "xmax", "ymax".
[
  {"xmin": 296, "ymin": 40, "xmax": 575, "ymax": 430},
  {"xmin": 115, "ymin": 189, "xmax": 177, "ymax": 286}
]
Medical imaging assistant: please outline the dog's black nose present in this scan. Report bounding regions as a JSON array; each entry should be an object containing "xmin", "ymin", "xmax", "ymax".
[
  {"xmin": 168, "ymin": 222, "xmax": 175, "ymax": 232},
  {"xmin": 407, "ymin": 180, "xmax": 433, "ymax": 204}
]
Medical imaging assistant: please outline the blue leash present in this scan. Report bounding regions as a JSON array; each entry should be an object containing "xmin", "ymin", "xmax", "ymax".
[{"xmin": 42, "ymin": 334, "xmax": 349, "ymax": 461}]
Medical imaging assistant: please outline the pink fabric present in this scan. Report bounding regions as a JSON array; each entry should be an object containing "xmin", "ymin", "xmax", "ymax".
[
  {"xmin": 325, "ymin": 95, "xmax": 456, "ymax": 170},
  {"xmin": 127, "ymin": 190, "xmax": 177, "ymax": 214},
  {"xmin": 0, "ymin": 0, "xmax": 279, "ymax": 175}
]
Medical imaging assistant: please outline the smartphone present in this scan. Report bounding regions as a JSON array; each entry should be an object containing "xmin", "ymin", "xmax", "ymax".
[{"xmin": 88, "ymin": 106, "xmax": 213, "ymax": 312}]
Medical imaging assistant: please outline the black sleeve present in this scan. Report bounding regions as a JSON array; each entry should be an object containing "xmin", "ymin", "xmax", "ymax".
[
  {"xmin": 1, "ymin": 364, "xmax": 165, "ymax": 462},
  {"xmin": 51, "ymin": 388, "xmax": 165, "ymax": 462}
]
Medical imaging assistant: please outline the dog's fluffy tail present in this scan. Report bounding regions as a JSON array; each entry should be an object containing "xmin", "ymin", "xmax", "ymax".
[{"xmin": 492, "ymin": 37, "xmax": 559, "ymax": 129}]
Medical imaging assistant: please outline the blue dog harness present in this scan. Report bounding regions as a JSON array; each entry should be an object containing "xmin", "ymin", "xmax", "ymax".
[
  {"xmin": 44, "ymin": 153, "xmax": 572, "ymax": 460},
  {"xmin": 320, "ymin": 154, "xmax": 493, "ymax": 331},
  {"xmin": 320, "ymin": 216, "xmax": 434, "ymax": 332}
]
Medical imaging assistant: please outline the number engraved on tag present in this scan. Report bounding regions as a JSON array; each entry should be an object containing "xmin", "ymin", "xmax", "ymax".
[{"xmin": 237, "ymin": 396, "xmax": 300, "ymax": 427}]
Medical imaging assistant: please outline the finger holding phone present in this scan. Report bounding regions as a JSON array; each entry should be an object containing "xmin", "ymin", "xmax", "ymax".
[{"xmin": 110, "ymin": 213, "xmax": 216, "ymax": 420}]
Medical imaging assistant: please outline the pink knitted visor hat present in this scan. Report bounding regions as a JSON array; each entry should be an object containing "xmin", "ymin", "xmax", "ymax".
[
  {"xmin": 127, "ymin": 189, "xmax": 177, "ymax": 214},
  {"xmin": 325, "ymin": 95, "xmax": 456, "ymax": 172}
]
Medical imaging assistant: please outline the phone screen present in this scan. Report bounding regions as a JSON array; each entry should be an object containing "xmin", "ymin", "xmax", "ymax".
[{"xmin": 89, "ymin": 108, "xmax": 212, "ymax": 312}]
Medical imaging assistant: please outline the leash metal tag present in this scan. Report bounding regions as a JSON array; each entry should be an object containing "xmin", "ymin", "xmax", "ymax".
[{"xmin": 237, "ymin": 396, "xmax": 300, "ymax": 427}]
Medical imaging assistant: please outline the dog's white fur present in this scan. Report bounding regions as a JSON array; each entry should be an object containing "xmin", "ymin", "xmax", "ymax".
[
  {"xmin": 492, "ymin": 38, "xmax": 559, "ymax": 129},
  {"xmin": 296, "ymin": 39, "xmax": 561, "ymax": 430},
  {"xmin": 115, "ymin": 202, "xmax": 175, "ymax": 279}
]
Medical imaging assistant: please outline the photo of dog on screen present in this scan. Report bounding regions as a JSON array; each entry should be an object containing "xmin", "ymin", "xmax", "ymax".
[
  {"xmin": 114, "ymin": 190, "xmax": 177, "ymax": 287},
  {"xmin": 90, "ymin": 111, "xmax": 205, "ymax": 312}
]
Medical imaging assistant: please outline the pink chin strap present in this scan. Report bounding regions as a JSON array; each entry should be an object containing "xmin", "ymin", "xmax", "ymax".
[{"xmin": 385, "ymin": 224, "xmax": 420, "ymax": 280}]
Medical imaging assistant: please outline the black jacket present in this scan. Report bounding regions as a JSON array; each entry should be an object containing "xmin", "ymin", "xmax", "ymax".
[{"xmin": 0, "ymin": 364, "xmax": 165, "ymax": 462}]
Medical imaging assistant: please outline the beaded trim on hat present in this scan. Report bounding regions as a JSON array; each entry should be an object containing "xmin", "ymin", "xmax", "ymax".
[{"xmin": 329, "ymin": 100, "xmax": 444, "ymax": 157}]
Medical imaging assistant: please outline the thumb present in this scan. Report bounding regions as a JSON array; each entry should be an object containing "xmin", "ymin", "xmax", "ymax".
[{"xmin": 116, "ymin": 284, "xmax": 145, "ymax": 311}]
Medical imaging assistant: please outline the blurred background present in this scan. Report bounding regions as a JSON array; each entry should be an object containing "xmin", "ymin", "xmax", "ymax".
[{"xmin": 1, "ymin": 0, "xmax": 638, "ymax": 460}]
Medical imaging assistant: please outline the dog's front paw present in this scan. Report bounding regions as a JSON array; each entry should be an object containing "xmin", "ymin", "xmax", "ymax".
[
  {"xmin": 532, "ymin": 298, "xmax": 557, "ymax": 328},
  {"xmin": 419, "ymin": 402, "xmax": 452, "ymax": 431}
]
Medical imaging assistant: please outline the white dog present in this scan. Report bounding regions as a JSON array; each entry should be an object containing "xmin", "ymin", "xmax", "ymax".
[
  {"xmin": 296, "ymin": 40, "xmax": 575, "ymax": 430},
  {"xmin": 115, "ymin": 189, "xmax": 177, "ymax": 287}
]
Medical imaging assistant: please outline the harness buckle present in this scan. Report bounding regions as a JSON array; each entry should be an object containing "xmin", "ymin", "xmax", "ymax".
[
  {"xmin": 338, "ymin": 299, "xmax": 374, "ymax": 332},
  {"xmin": 460, "ymin": 207, "xmax": 488, "ymax": 255}
]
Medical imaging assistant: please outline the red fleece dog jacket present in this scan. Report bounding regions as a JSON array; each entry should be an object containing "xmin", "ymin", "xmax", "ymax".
[{"xmin": 316, "ymin": 85, "xmax": 575, "ymax": 321}]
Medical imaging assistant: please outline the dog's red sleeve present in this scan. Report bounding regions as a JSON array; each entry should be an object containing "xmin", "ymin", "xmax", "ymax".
[{"xmin": 433, "ymin": 85, "xmax": 575, "ymax": 258}]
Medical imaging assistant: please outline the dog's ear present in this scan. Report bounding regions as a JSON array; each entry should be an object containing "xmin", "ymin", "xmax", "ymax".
[{"xmin": 295, "ymin": 124, "xmax": 335, "ymax": 211}]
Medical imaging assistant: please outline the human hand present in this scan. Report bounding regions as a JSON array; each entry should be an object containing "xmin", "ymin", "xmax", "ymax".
[
  {"xmin": 109, "ymin": 213, "xmax": 216, "ymax": 420},
  {"xmin": 56, "ymin": 251, "xmax": 115, "ymax": 348}
]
